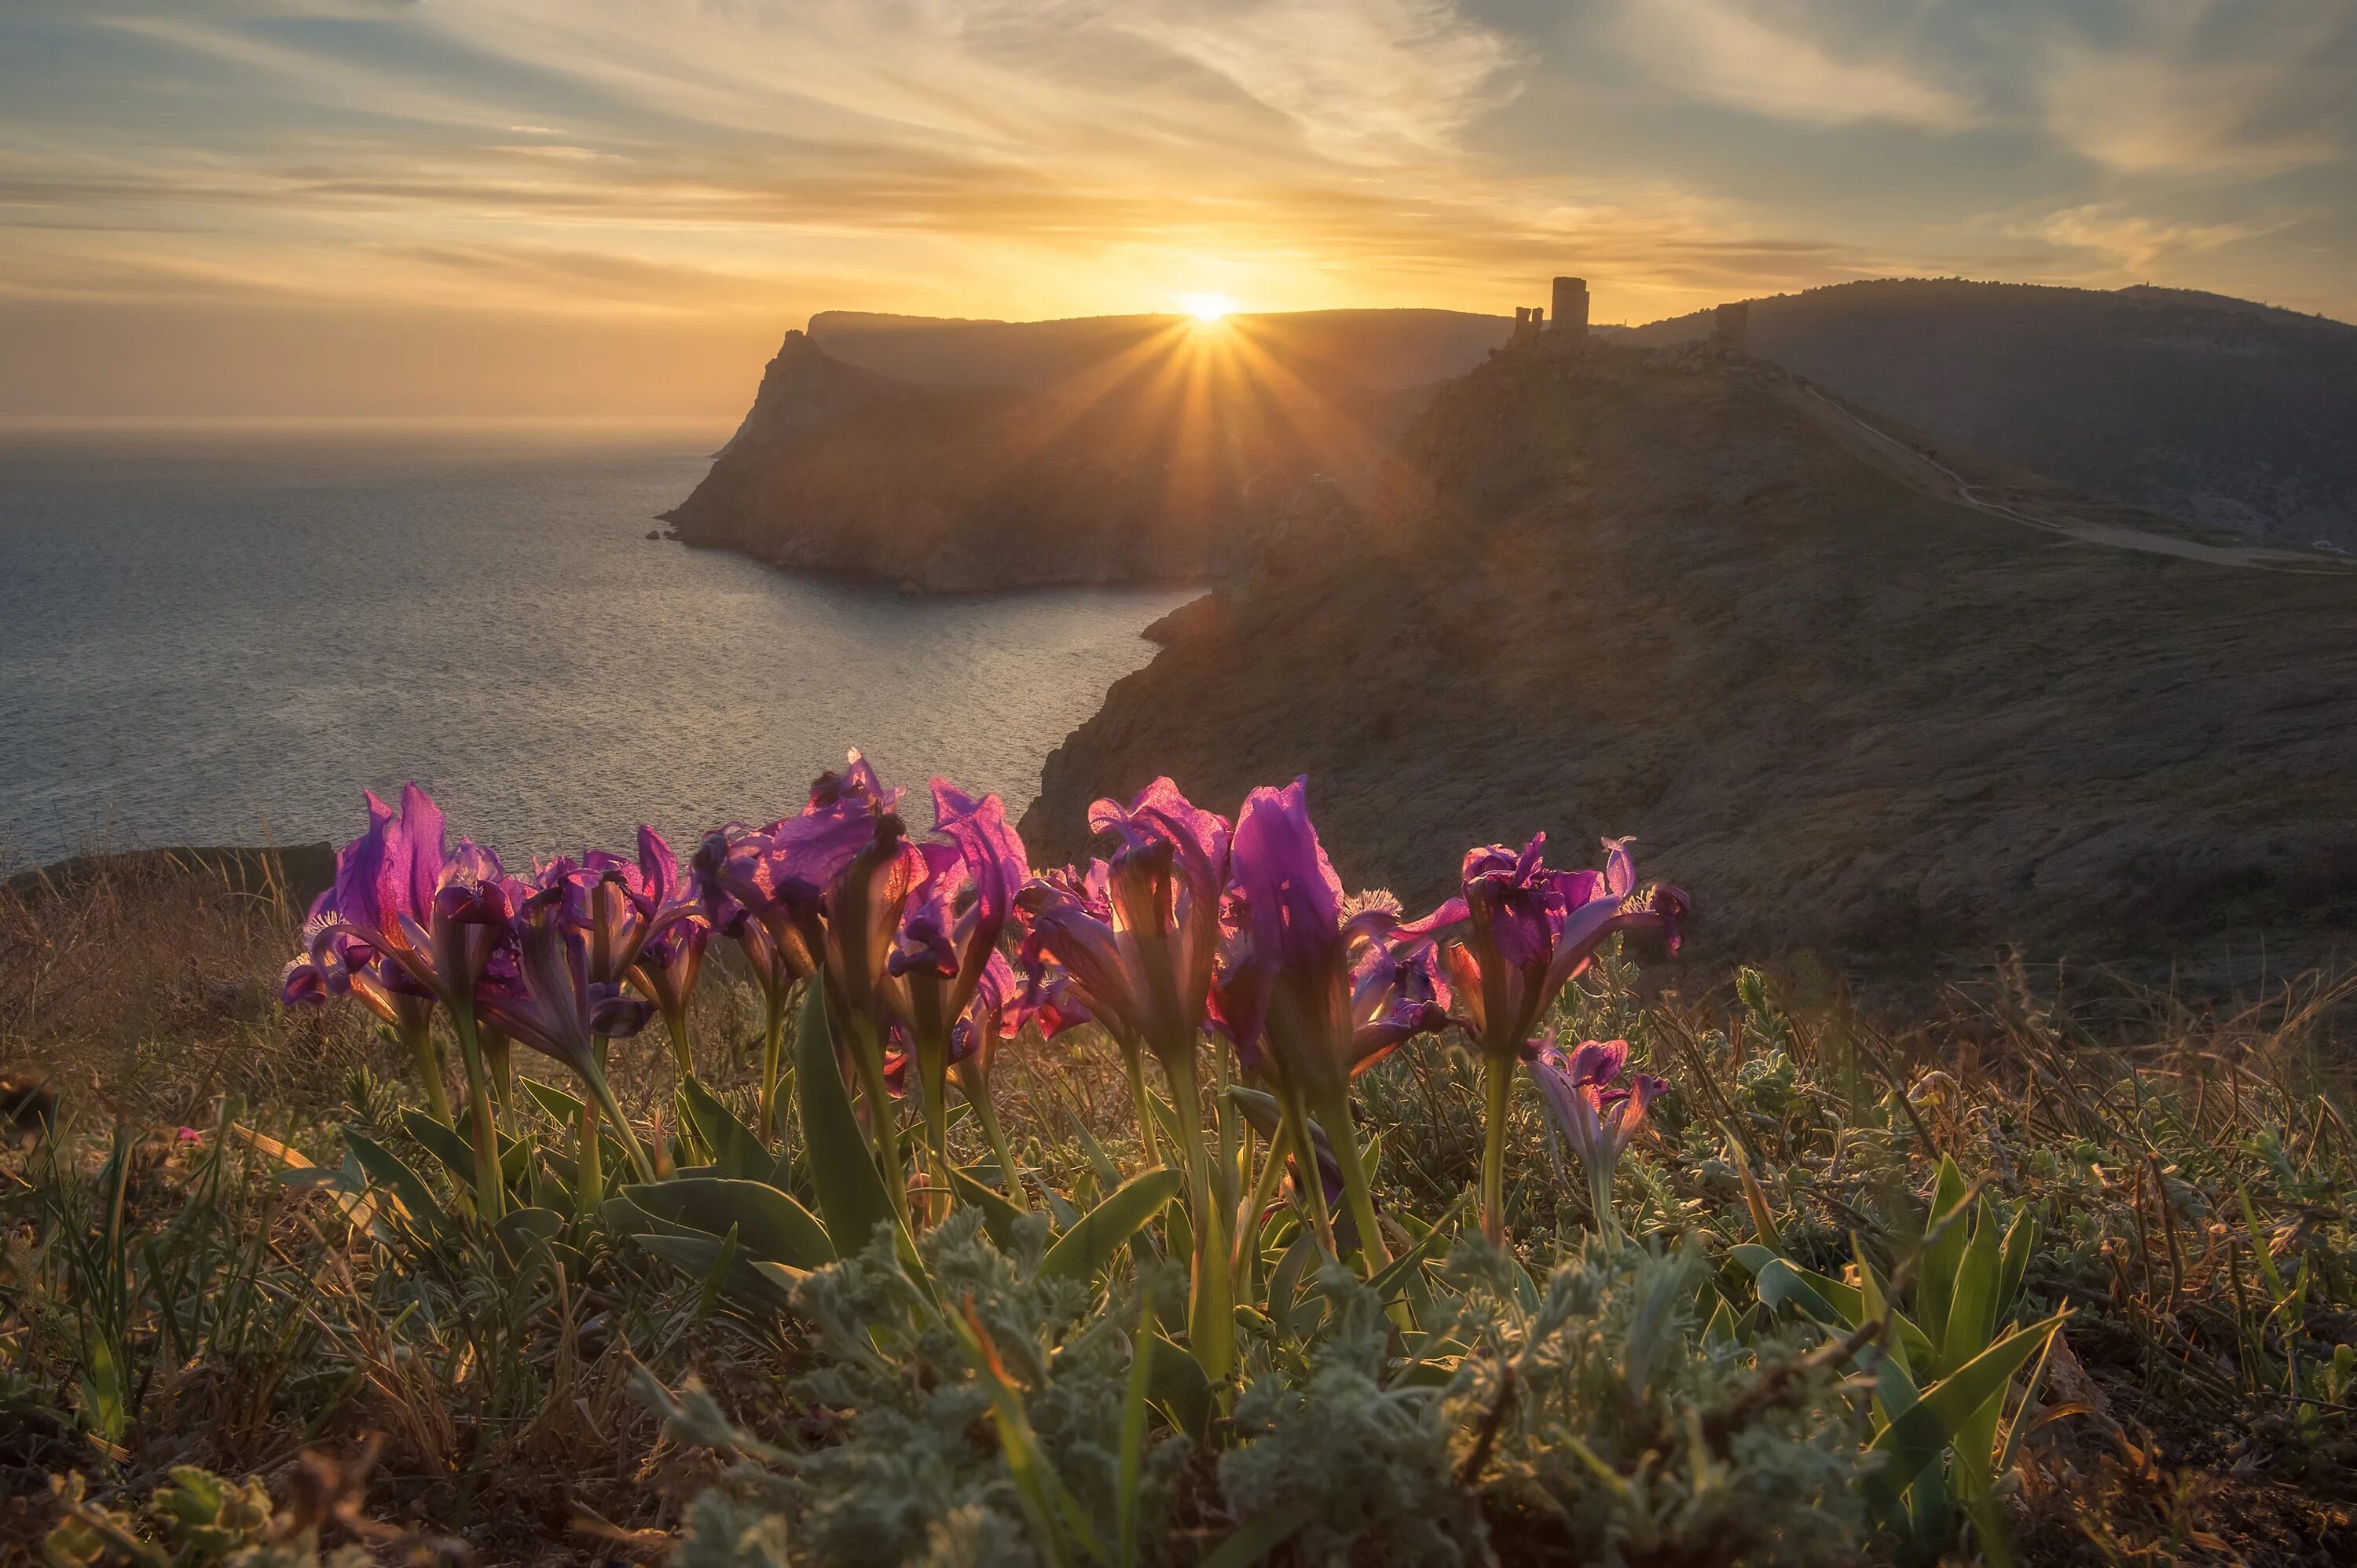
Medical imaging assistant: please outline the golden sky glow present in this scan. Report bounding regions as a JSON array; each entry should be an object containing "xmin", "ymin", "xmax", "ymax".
[{"xmin": 3, "ymin": 1, "xmax": 2352, "ymax": 416}]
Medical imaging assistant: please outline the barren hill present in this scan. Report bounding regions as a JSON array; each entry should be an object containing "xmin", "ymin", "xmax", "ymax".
[
  {"xmin": 1023, "ymin": 342, "xmax": 2357, "ymax": 984},
  {"xmin": 1626, "ymin": 279, "xmax": 2357, "ymax": 550},
  {"xmin": 662, "ymin": 311, "xmax": 1510, "ymax": 592}
]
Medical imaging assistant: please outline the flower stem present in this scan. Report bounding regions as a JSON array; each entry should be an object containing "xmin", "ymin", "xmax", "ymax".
[
  {"xmin": 577, "ymin": 1097, "xmax": 603, "ymax": 1217},
  {"xmin": 1277, "ymin": 1086, "xmax": 1337, "ymax": 1259},
  {"xmin": 400, "ymin": 1020, "xmax": 452, "ymax": 1126},
  {"xmin": 448, "ymin": 1003, "xmax": 504, "ymax": 1223},
  {"xmin": 664, "ymin": 1007, "xmax": 707, "ymax": 1164},
  {"xmin": 1480, "ymin": 1051, "xmax": 1514, "ymax": 1247},
  {"xmin": 1311, "ymin": 1084, "xmax": 1391, "ymax": 1277},
  {"xmin": 849, "ymin": 1017, "xmax": 911, "ymax": 1228},
  {"xmin": 1166, "ymin": 1054, "xmax": 1233, "ymax": 1381},
  {"xmin": 1589, "ymin": 1163, "xmax": 1620, "ymax": 1247},
  {"xmin": 1211, "ymin": 1043, "xmax": 1238, "ymax": 1215},
  {"xmin": 756, "ymin": 986, "xmax": 786, "ymax": 1145},
  {"xmin": 484, "ymin": 1028, "xmax": 514, "ymax": 1123},
  {"xmin": 918, "ymin": 1030, "xmax": 954, "ymax": 1226},
  {"xmin": 1231, "ymin": 1118, "xmax": 1290, "ymax": 1286},
  {"xmin": 968, "ymin": 1078, "xmax": 1029, "ymax": 1211},
  {"xmin": 579, "ymin": 1056, "xmax": 655, "ymax": 1185},
  {"xmin": 1124, "ymin": 1041, "xmax": 1161, "ymax": 1167}
]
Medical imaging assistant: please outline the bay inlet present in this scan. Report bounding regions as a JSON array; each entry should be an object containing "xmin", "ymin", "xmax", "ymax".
[{"xmin": 0, "ymin": 422, "xmax": 1191, "ymax": 869}]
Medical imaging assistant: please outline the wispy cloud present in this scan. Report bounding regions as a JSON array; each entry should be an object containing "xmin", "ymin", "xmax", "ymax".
[
  {"xmin": 2038, "ymin": 1, "xmax": 2355, "ymax": 174},
  {"xmin": 1116, "ymin": 0, "xmax": 1521, "ymax": 163},
  {"xmin": 1606, "ymin": 0, "xmax": 1978, "ymax": 130},
  {"xmin": 2014, "ymin": 202, "xmax": 2278, "ymax": 272}
]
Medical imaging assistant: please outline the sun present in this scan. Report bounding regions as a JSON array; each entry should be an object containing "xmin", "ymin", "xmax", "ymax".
[{"xmin": 1182, "ymin": 293, "xmax": 1233, "ymax": 324}]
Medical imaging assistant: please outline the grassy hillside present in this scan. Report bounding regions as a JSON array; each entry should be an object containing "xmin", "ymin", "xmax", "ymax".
[
  {"xmin": 3, "ymin": 847, "xmax": 2352, "ymax": 1565},
  {"xmin": 1625, "ymin": 280, "xmax": 2357, "ymax": 549},
  {"xmin": 1025, "ymin": 341, "xmax": 2357, "ymax": 988}
]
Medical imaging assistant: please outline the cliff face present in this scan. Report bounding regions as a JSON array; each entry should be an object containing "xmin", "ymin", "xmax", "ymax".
[
  {"xmin": 664, "ymin": 312, "xmax": 1511, "ymax": 593},
  {"xmin": 665, "ymin": 331, "xmax": 1225, "ymax": 591},
  {"xmin": 1624, "ymin": 279, "xmax": 2357, "ymax": 550},
  {"xmin": 1023, "ymin": 343, "xmax": 2357, "ymax": 985}
]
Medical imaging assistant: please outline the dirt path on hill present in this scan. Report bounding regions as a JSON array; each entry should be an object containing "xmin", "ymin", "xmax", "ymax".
[{"xmin": 1788, "ymin": 382, "xmax": 2355, "ymax": 574}]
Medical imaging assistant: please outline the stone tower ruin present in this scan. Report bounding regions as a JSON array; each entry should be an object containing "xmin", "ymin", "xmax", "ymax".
[
  {"xmin": 1711, "ymin": 300, "xmax": 1750, "ymax": 354},
  {"xmin": 1551, "ymin": 277, "xmax": 1589, "ymax": 340}
]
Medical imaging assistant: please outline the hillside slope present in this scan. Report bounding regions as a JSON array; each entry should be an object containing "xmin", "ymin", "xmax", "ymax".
[
  {"xmin": 1626, "ymin": 279, "xmax": 2357, "ymax": 548},
  {"xmin": 664, "ymin": 311, "xmax": 1512, "ymax": 591},
  {"xmin": 1023, "ymin": 343, "xmax": 2357, "ymax": 984}
]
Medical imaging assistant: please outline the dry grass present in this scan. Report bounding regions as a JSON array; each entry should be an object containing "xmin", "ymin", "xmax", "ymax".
[{"xmin": 3, "ymin": 852, "xmax": 2354, "ymax": 1566}]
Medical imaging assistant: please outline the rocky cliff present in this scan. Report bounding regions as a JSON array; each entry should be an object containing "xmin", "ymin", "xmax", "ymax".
[
  {"xmin": 1024, "ymin": 342, "xmax": 2357, "ymax": 986},
  {"xmin": 665, "ymin": 332, "xmax": 1209, "ymax": 591},
  {"xmin": 663, "ymin": 311, "xmax": 1511, "ymax": 592},
  {"xmin": 1625, "ymin": 279, "xmax": 2357, "ymax": 551}
]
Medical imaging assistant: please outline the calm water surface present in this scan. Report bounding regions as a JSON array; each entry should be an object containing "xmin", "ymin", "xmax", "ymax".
[{"xmin": 0, "ymin": 423, "xmax": 1189, "ymax": 869}]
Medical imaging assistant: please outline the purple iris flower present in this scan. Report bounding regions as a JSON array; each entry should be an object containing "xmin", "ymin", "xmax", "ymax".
[
  {"xmin": 817, "ymin": 803, "xmax": 926, "ymax": 1049},
  {"xmin": 282, "ymin": 888, "xmax": 449, "ymax": 1123},
  {"xmin": 883, "ymin": 781, "xmax": 1031, "ymax": 1051},
  {"xmin": 1421, "ymin": 831, "xmax": 1684, "ymax": 1245},
  {"xmin": 1006, "ymin": 950, "xmax": 1094, "ymax": 1044},
  {"xmin": 691, "ymin": 754, "xmax": 897, "ymax": 1006},
  {"xmin": 477, "ymin": 888, "xmax": 657, "ymax": 1182},
  {"xmin": 478, "ymin": 889, "xmax": 656, "ymax": 1072},
  {"xmin": 878, "ymin": 782, "xmax": 1032, "ymax": 1211},
  {"xmin": 1526, "ymin": 1035, "xmax": 1668, "ymax": 1239},
  {"xmin": 563, "ymin": 827, "xmax": 706, "ymax": 986},
  {"xmin": 948, "ymin": 949, "xmax": 1020, "ymax": 1079},
  {"xmin": 554, "ymin": 828, "xmax": 708, "ymax": 1074},
  {"xmin": 1017, "ymin": 776, "xmax": 1229, "ymax": 1071},
  {"xmin": 1018, "ymin": 775, "xmax": 1236, "ymax": 1370},
  {"xmin": 1219, "ymin": 779, "xmax": 1450, "ymax": 1266},
  {"xmin": 1347, "ymin": 939, "xmax": 1453, "ymax": 1075},
  {"xmin": 1438, "ymin": 834, "xmax": 1688, "ymax": 1061},
  {"xmin": 284, "ymin": 891, "xmax": 434, "ymax": 1035},
  {"xmin": 738, "ymin": 752, "xmax": 929, "ymax": 1221},
  {"xmin": 301, "ymin": 784, "xmax": 519, "ymax": 1015},
  {"xmin": 693, "ymin": 751, "xmax": 906, "ymax": 1136},
  {"xmin": 632, "ymin": 922, "xmax": 708, "ymax": 1068},
  {"xmin": 1221, "ymin": 777, "xmax": 1452, "ymax": 1103},
  {"xmin": 291, "ymin": 782, "xmax": 522, "ymax": 1215},
  {"xmin": 693, "ymin": 822, "xmax": 825, "ymax": 1011}
]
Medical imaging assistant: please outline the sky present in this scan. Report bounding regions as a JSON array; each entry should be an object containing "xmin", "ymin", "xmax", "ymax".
[{"xmin": 3, "ymin": 0, "xmax": 2352, "ymax": 417}]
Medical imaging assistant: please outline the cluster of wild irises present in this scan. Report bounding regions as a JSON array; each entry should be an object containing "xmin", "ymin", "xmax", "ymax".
[{"xmin": 284, "ymin": 755, "xmax": 1685, "ymax": 1370}]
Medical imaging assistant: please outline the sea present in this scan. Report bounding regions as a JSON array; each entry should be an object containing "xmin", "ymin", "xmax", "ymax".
[{"xmin": 0, "ymin": 422, "xmax": 1192, "ymax": 872}]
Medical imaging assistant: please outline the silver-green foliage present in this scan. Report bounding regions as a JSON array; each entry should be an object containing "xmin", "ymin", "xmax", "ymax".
[
  {"xmin": 1222, "ymin": 1265, "xmax": 1483, "ymax": 1565},
  {"xmin": 1440, "ymin": 1237, "xmax": 1869, "ymax": 1566},
  {"xmin": 653, "ymin": 1210, "xmax": 1185, "ymax": 1568}
]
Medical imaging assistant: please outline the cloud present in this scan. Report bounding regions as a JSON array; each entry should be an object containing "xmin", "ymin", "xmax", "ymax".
[
  {"xmin": 2014, "ymin": 202, "xmax": 2275, "ymax": 272},
  {"xmin": 3, "ymin": 0, "xmax": 2354, "ymax": 415},
  {"xmin": 1607, "ymin": 0, "xmax": 1978, "ymax": 130},
  {"xmin": 1115, "ymin": 0, "xmax": 1522, "ymax": 163},
  {"xmin": 2039, "ymin": 0, "xmax": 2355, "ymax": 174}
]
